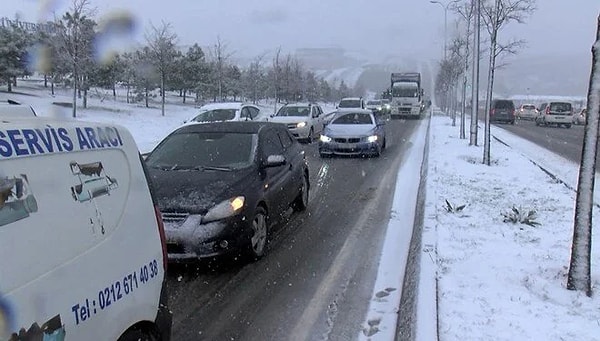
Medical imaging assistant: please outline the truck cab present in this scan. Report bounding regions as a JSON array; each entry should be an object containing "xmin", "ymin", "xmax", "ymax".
[{"xmin": 390, "ymin": 73, "xmax": 423, "ymax": 119}]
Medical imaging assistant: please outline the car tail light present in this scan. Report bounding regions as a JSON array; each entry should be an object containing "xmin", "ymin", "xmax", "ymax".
[
  {"xmin": 545, "ymin": 107, "xmax": 550, "ymax": 115},
  {"xmin": 491, "ymin": 108, "xmax": 495, "ymax": 116},
  {"xmin": 154, "ymin": 205, "xmax": 168, "ymax": 271}
]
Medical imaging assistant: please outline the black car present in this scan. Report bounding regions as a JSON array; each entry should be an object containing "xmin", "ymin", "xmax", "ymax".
[
  {"xmin": 145, "ymin": 121, "xmax": 310, "ymax": 261},
  {"xmin": 490, "ymin": 99, "xmax": 516, "ymax": 124}
]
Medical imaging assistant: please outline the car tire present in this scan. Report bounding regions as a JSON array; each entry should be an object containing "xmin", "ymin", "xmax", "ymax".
[
  {"xmin": 306, "ymin": 128, "xmax": 314, "ymax": 143},
  {"xmin": 382, "ymin": 138, "xmax": 387, "ymax": 150},
  {"xmin": 119, "ymin": 329, "xmax": 158, "ymax": 341},
  {"xmin": 565, "ymin": 124, "xmax": 572, "ymax": 129},
  {"xmin": 292, "ymin": 173, "xmax": 309, "ymax": 212},
  {"xmin": 247, "ymin": 207, "xmax": 268, "ymax": 260}
]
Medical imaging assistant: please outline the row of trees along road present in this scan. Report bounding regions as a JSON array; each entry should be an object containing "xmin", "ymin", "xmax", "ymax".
[
  {"xmin": 0, "ymin": 0, "xmax": 365, "ymax": 117},
  {"xmin": 436, "ymin": 0, "xmax": 600, "ymax": 298}
]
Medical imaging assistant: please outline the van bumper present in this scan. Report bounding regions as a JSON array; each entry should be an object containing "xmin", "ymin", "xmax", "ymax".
[{"xmin": 156, "ymin": 280, "xmax": 173, "ymax": 340}]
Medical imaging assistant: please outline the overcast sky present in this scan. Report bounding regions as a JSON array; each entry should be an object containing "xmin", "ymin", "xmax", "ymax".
[{"xmin": 2, "ymin": 0, "xmax": 599, "ymax": 63}]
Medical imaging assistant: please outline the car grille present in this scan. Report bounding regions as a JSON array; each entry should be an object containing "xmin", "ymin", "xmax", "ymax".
[
  {"xmin": 161, "ymin": 212, "xmax": 189, "ymax": 227},
  {"xmin": 333, "ymin": 137, "xmax": 361, "ymax": 143}
]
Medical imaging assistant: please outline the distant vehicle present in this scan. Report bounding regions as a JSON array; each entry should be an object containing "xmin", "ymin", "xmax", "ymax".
[
  {"xmin": 0, "ymin": 99, "xmax": 37, "ymax": 117},
  {"xmin": 572, "ymin": 108, "xmax": 586, "ymax": 125},
  {"xmin": 389, "ymin": 72, "xmax": 423, "ymax": 119},
  {"xmin": 489, "ymin": 99, "xmax": 516, "ymax": 124},
  {"xmin": 535, "ymin": 102, "xmax": 573, "ymax": 128},
  {"xmin": 183, "ymin": 102, "xmax": 264, "ymax": 124},
  {"xmin": 145, "ymin": 121, "xmax": 310, "ymax": 261},
  {"xmin": 516, "ymin": 103, "xmax": 537, "ymax": 121},
  {"xmin": 268, "ymin": 103, "xmax": 325, "ymax": 142},
  {"xmin": 318, "ymin": 109, "xmax": 386, "ymax": 157},
  {"xmin": 337, "ymin": 97, "xmax": 366, "ymax": 109},
  {"xmin": 381, "ymin": 99, "xmax": 392, "ymax": 114}
]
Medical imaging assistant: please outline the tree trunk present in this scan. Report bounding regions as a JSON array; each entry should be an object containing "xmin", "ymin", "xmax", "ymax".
[
  {"xmin": 51, "ymin": 80, "xmax": 55, "ymax": 96},
  {"xmin": 126, "ymin": 84, "xmax": 130, "ymax": 104},
  {"xmin": 161, "ymin": 75, "xmax": 165, "ymax": 116},
  {"xmin": 567, "ymin": 13, "xmax": 600, "ymax": 297},
  {"xmin": 13, "ymin": 76, "xmax": 17, "ymax": 87},
  {"xmin": 483, "ymin": 33, "xmax": 497, "ymax": 166},
  {"xmin": 469, "ymin": 0, "xmax": 481, "ymax": 146},
  {"xmin": 113, "ymin": 84, "xmax": 116, "ymax": 99},
  {"xmin": 183, "ymin": 89, "xmax": 187, "ymax": 104},
  {"xmin": 7, "ymin": 77, "xmax": 12, "ymax": 92},
  {"xmin": 83, "ymin": 89, "xmax": 88, "ymax": 109},
  {"xmin": 44, "ymin": 74, "xmax": 48, "ymax": 88},
  {"xmin": 145, "ymin": 88, "xmax": 149, "ymax": 108}
]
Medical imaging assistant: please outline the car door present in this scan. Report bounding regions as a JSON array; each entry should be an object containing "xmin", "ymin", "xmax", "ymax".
[
  {"xmin": 276, "ymin": 126, "xmax": 304, "ymax": 198},
  {"xmin": 260, "ymin": 129, "xmax": 293, "ymax": 217},
  {"xmin": 310, "ymin": 106, "xmax": 322, "ymax": 134}
]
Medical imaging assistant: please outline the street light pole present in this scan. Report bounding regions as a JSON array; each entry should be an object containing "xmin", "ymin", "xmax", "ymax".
[{"xmin": 430, "ymin": 0, "xmax": 459, "ymax": 60}]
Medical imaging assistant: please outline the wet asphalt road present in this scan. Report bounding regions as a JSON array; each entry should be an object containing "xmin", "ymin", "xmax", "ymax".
[{"xmin": 166, "ymin": 118, "xmax": 423, "ymax": 341}]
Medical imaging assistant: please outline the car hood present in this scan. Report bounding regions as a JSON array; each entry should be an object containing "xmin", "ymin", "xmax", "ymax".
[
  {"xmin": 324, "ymin": 124, "xmax": 375, "ymax": 137},
  {"xmin": 149, "ymin": 166, "xmax": 256, "ymax": 214},
  {"xmin": 269, "ymin": 116, "xmax": 309, "ymax": 124}
]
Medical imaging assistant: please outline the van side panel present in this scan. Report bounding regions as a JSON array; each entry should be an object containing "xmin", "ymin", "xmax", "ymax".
[{"xmin": 0, "ymin": 121, "xmax": 166, "ymax": 340}]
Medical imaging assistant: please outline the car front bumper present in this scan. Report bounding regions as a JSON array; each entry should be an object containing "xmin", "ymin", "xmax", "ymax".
[
  {"xmin": 163, "ymin": 213, "xmax": 252, "ymax": 261},
  {"xmin": 319, "ymin": 140, "xmax": 380, "ymax": 156}
]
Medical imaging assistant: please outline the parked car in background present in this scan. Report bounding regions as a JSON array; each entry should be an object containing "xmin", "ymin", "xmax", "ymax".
[
  {"xmin": 535, "ymin": 102, "xmax": 573, "ymax": 128},
  {"xmin": 337, "ymin": 97, "xmax": 366, "ymax": 109},
  {"xmin": 0, "ymin": 99, "xmax": 37, "ymax": 117},
  {"xmin": 145, "ymin": 121, "xmax": 310, "ymax": 262},
  {"xmin": 516, "ymin": 103, "xmax": 537, "ymax": 120},
  {"xmin": 319, "ymin": 109, "xmax": 386, "ymax": 157},
  {"xmin": 268, "ymin": 103, "xmax": 325, "ymax": 142},
  {"xmin": 365, "ymin": 99, "xmax": 390, "ymax": 119},
  {"xmin": 489, "ymin": 99, "xmax": 516, "ymax": 124},
  {"xmin": 183, "ymin": 102, "xmax": 264, "ymax": 125},
  {"xmin": 572, "ymin": 108, "xmax": 586, "ymax": 125}
]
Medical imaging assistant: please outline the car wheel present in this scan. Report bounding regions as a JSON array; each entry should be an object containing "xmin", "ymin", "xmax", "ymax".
[
  {"xmin": 119, "ymin": 329, "xmax": 158, "ymax": 341},
  {"xmin": 292, "ymin": 173, "xmax": 309, "ymax": 212},
  {"xmin": 565, "ymin": 124, "xmax": 572, "ymax": 129},
  {"xmin": 382, "ymin": 138, "xmax": 387, "ymax": 150},
  {"xmin": 307, "ymin": 128, "xmax": 314, "ymax": 143},
  {"xmin": 247, "ymin": 207, "xmax": 268, "ymax": 259}
]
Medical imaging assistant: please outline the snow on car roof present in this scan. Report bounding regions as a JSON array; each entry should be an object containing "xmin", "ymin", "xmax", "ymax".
[{"xmin": 196, "ymin": 102, "xmax": 245, "ymax": 111}]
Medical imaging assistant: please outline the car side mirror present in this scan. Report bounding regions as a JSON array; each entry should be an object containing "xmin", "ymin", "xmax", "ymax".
[{"xmin": 263, "ymin": 155, "xmax": 286, "ymax": 168}]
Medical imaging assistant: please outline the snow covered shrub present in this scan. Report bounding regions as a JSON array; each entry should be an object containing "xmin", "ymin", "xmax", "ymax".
[
  {"xmin": 501, "ymin": 206, "xmax": 540, "ymax": 227},
  {"xmin": 444, "ymin": 199, "xmax": 466, "ymax": 213}
]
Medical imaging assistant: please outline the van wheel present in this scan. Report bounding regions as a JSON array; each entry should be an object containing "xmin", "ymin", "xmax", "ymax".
[
  {"xmin": 247, "ymin": 207, "xmax": 268, "ymax": 260},
  {"xmin": 119, "ymin": 329, "xmax": 158, "ymax": 341}
]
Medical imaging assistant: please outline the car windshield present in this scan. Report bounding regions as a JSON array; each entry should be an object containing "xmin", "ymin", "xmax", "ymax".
[
  {"xmin": 276, "ymin": 106, "xmax": 310, "ymax": 117},
  {"xmin": 146, "ymin": 132, "xmax": 256, "ymax": 169},
  {"xmin": 550, "ymin": 102, "xmax": 572, "ymax": 112},
  {"xmin": 331, "ymin": 113, "xmax": 373, "ymax": 125},
  {"xmin": 522, "ymin": 104, "xmax": 535, "ymax": 110},
  {"xmin": 367, "ymin": 100, "xmax": 381, "ymax": 106},
  {"xmin": 392, "ymin": 86, "xmax": 418, "ymax": 97},
  {"xmin": 338, "ymin": 100, "xmax": 361, "ymax": 108},
  {"xmin": 192, "ymin": 109, "xmax": 237, "ymax": 122}
]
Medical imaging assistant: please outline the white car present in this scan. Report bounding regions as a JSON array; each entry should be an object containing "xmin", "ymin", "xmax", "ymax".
[
  {"xmin": 183, "ymin": 102, "xmax": 264, "ymax": 125},
  {"xmin": 337, "ymin": 97, "xmax": 366, "ymax": 110},
  {"xmin": 268, "ymin": 103, "xmax": 325, "ymax": 142},
  {"xmin": 516, "ymin": 103, "xmax": 538, "ymax": 120}
]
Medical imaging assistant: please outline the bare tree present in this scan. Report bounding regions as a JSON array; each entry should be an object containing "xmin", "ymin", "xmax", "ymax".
[
  {"xmin": 56, "ymin": 0, "xmax": 96, "ymax": 117},
  {"xmin": 271, "ymin": 47, "xmax": 282, "ymax": 114},
  {"xmin": 480, "ymin": 0, "xmax": 535, "ymax": 165},
  {"xmin": 452, "ymin": 0, "xmax": 475, "ymax": 138},
  {"xmin": 209, "ymin": 36, "xmax": 234, "ymax": 101},
  {"xmin": 567, "ymin": 14, "xmax": 600, "ymax": 297},
  {"xmin": 145, "ymin": 21, "xmax": 178, "ymax": 116}
]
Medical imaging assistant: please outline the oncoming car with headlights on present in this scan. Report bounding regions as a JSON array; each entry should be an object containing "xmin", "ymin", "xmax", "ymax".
[
  {"xmin": 268, "ymin": 103, "xmax": 325, "ymax": 142},
  {"xmin": 145, "ymin": 121, "xmax": 310, "ymax": 262},
  {"xmin": 318, "ymin": 109, "xmax": 387, "ymax": 157}
]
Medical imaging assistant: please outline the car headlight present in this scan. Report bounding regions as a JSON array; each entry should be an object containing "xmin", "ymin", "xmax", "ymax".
[
  {"xmin": 385, "ymin": 104, "xmax": 391, "ymax": 109},
  {"xmin": 367, "ymin": 135, "xmax": 378, "ymax": 143},
  {"xmin": 320, "ymin": 135, "xmax": 332, "ymax": 143},
  {"xmin": 296, "ymin": 122, "xmax": 307, "ymax": 128},
  {"xmin": 203, "ymin": 196, "xmax": 245, "ymax": 223}
]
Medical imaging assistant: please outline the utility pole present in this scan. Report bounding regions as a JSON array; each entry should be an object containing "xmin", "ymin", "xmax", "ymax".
[{"xmin": 430, "ymin": 0, "xmax": 460, "ymax": 60}]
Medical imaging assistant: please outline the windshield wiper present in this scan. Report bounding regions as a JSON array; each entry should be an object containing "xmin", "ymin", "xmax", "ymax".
[{"xmin": 194, "ymin": 165, "xmax": 233, "ymax": 172}]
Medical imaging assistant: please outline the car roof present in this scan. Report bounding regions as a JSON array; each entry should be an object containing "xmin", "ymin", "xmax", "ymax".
[
  {"xmin": 0, "ymin": 100, "xmax": 37, "ymax": 117},
  {"xmin": 174, "ymin": 121, "xmax": 282, "ymax": 134},
  {"xmin": 340, "ymin": 97, "xmax": 362, "ymax": 101},
  {"xmin": 333, "ymin": 108, "xmax": 373, "ymax": 114},
  {"xmin": 197, "ymin": 102, "xmax": 251, "ymax": 111},
  {"xmin": 282, "ymin": 102, "xmax": 317, "ymax": 107}
]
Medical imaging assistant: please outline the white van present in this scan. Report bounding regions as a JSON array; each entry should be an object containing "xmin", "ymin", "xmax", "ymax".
[{"xmin": 0, "ymin": 117, "xmax": 171, "ymax": 340}]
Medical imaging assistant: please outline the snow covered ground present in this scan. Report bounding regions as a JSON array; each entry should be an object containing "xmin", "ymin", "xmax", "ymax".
[{"xmin": 2, "ymin": 84, "xmax": 599, "ymax": 340}]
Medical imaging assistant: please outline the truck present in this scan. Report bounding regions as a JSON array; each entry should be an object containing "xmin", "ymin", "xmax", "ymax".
[{"xmin": 390, "ymin": 72, "xmax": 424, "ymax": 119}]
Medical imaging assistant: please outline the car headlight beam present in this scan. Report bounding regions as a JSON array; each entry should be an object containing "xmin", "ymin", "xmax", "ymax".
[
  {"xmin": 367, "ymin": 135, "xmax": 378, "ymax": 143},
  {"xmin": 203, "ymin": 196, "xmax": 245, "ymax": 223}
]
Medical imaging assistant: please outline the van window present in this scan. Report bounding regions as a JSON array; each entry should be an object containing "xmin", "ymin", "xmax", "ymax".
[
  {"xmin": 493, "ymin": 100, "xmax": 514, "ymax": 109},
  {"xmin": 549, "ymin": 102, "xmax": 572, "ymax": 112}
]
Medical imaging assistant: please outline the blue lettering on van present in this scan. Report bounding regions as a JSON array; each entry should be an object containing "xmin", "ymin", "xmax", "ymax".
[
  {"xmin": 70, "ymin": 259, "xmax": 159, "ymax": 326},
  {"xmin": 0, "ymin": 126, "xmax": 122, "ymax": 158}
]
